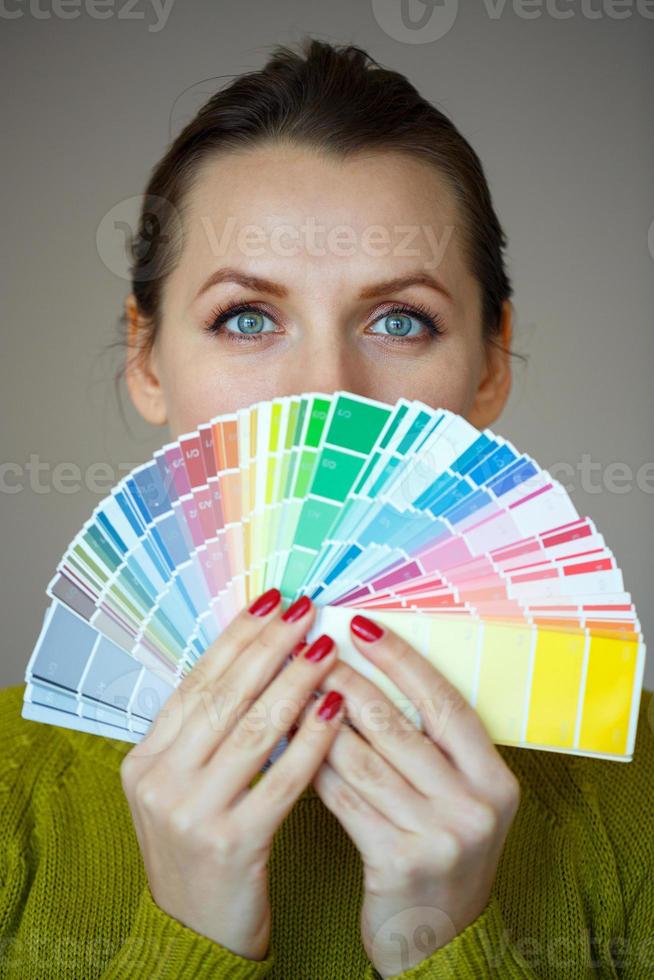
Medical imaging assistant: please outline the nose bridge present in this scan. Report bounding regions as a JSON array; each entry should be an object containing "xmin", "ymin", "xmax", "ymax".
[{"xmin": 286, "ymin": 325, "xmax": 363, "ymax": 395}]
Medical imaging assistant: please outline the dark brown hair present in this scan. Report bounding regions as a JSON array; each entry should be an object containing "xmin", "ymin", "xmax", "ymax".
[{"xmin": 117, "ymin": 36, "xmax": 521, "ymax": 383}]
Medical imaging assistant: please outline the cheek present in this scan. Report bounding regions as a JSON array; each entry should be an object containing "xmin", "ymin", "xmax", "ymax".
[
  {"xmin": 429, "ymin": 369, "xmax": 477, "ymax": 415},
  {"xmin": 159, "ymin": 338, "xmax": 288, "ymax": 437},
  {"xmin": 156, "ymin": 336, "xmax": 224, "ymax": 436},
  {"xmin": 398, "ymin": 343, "xmax": 481, "ymax": 416},
  {"xmin": 157, "ymin": 328, "xmax": 483, "ymax": 437}
]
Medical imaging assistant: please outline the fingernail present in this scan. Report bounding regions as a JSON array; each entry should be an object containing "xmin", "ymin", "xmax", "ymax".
[
  {"xmin": 317, "ymin": 690, "xmax": 344, "ymax": 721},
  {"xmin": 281, "ymin": 595, "xmax": 312, "ymax": 623},
  {"xmin": 303, "ymin": 634, "xmax": 334, "ymax": 663},
  {"xmin": 248, "ymin": 588, "xmax": 282, "ymax": 617},
  {"xmin": 290, "ymin": 639, "xmax": 308, "ymax": 657},
  {"xmin": 350, "ymin": 614, "xmax": 384, "ymax": 642}
]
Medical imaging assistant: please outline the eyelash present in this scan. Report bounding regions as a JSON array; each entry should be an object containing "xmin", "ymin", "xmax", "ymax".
[{"xmin": 203, "ymin": 299, "xmax": 445, "ymax": 345}]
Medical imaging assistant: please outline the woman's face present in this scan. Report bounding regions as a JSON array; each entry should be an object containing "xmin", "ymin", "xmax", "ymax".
[{"xmin": 126, "ymin": 145, "xmax": 512, "ymax": 440}]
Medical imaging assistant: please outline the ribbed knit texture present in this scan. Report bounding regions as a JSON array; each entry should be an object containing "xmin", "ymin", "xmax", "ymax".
[{"xmin": 1, "ymin": 682, "xmax": 653, "ymax": 978}]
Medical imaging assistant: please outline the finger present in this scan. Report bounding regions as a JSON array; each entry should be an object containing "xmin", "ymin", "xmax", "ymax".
[
  {"xmin": 196, "ymin": 633, "xmax": 340, "ymax": 807},
  {"xmin": 348, "ymin": 614, "xmax": 509, "ymax": 796},
  {"xmin": 311, "ymin": 759, "xmax": 395, "ymax": 865},
  {"xmin": 134, "ymin": 587, "xmax": 285, "ymax": 761},
  {"xmin": 163, "ymin": 598, "xmax": 317, "ymax": 767},
  {"xmin": 288, "ymin": 642, "xmax": 312, "ymax": 739},
  {"xmin": 314, "ymin": 657, "xmax": 463, "ymax": 800},
  {"xmin": 322, "ymin": 719, "xmax": 430, "ymax": 833},
  {"xmin": 136, "ymin": 593, "xmax": 315, "ymax": 765},
  {"xmin": 149, "ymin": 588, "xmax": 285, "ymax": 728},
  {"xmin": 182, "ymin": 588, "xmax": 286, "ymax": 690},
  {"xmin": 228, "ymin": 687, "xmax": 347, "ymax": 837}
]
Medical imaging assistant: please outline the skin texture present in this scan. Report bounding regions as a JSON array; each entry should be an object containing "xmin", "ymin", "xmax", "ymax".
[{"xmin": 123, "ymin": 144, "xmax": 520, "ymax": 975}]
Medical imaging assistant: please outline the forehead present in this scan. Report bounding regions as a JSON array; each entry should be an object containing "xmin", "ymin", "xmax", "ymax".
[{"xmin": 174, "ymin": 144, "xmax": 471, "ymax": 303}]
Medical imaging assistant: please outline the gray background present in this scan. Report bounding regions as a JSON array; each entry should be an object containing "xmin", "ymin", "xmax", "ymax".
[{"xmin": 1, "ymin": 1, "xmax": 652, "ymax": 693}]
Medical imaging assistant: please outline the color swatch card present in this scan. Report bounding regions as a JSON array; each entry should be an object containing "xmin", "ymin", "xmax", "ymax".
[{"xmin": 22, "ymin": 391, "xmax": 647, "ymax": 765}]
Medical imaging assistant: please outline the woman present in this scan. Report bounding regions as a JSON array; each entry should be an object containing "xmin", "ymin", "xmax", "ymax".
[{"xmin": 1, "ymin": 38, "xmax": 652, "ymax": 979}]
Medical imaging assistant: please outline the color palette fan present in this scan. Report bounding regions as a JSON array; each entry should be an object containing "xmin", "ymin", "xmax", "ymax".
[{"xmin": 22, "ymin": 390, "xmax": 647, "ymax": 764}]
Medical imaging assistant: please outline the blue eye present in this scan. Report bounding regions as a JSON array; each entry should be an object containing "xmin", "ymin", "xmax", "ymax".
[
  {"xmin": 368, "ymin": 302, "xmax": 445, "ymax": 341},
  {"xmin": 205, "ymin": 300, "xmax": 445, "ymax": 344},
  {"xmin": 203, "ymin": 303, "xmax": 278, "ymax": 345},
  {"xmin": 370, "ymin": 312, "xmax": 423, "ymax": 339},
  {"xmin": 212, "ymin": 307, "xmax": 276, "ymax": 340}
]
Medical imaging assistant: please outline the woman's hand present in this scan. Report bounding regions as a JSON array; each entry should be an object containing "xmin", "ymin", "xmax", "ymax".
[
  {"xmin": 301, "ymin": 613, "xmax": 521, "ymax": 978},
  {"xmin": 119, "ymin": 590, "xmax": 344, "ymax": 962}
]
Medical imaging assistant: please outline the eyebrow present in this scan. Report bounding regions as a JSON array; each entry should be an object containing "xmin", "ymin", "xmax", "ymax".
[{"xmin": 194, "ymin": 267, "xmax": 452, "ymax": 303}]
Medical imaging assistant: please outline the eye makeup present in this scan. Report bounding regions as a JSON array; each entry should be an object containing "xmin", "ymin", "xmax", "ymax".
[{"xmin": 202, "ymin": 297, "xmax": 446, "ymax": 346}]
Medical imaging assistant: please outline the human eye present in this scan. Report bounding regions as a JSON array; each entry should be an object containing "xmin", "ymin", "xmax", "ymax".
[
  {"xmin": 203, "ymin": 301, "xmax": 279, "ymax": 344},
  {"xmin": 367, "ymin": 301, "xmax": 445, "ymax": 343},
  {"xmin": 202, "ymin": 299, "xmax": 446, "ymax": 347}
]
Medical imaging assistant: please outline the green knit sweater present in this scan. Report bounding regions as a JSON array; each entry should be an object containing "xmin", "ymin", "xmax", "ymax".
[{"xmin": 1, "ymin": 682, "xmax": 653, "ymax": 979}]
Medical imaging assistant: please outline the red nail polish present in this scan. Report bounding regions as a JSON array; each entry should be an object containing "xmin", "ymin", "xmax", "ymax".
[
  {"xmin": 303, "ymin": 634, "xmax": 334, "ymax": 662},
  {"xmin": 290, "ymin": 639, "xmax": 308, "ymax": 657},
  {"xmin": 317, "ymin": 690, "xmax": 343, "ymax": 721},
  {"xmin": 350, "ymin": 614, "xmax": 384, "ymax": 642},
  {"xmin": 248, "ymin": 588, "xmax": 282, "ymax": 617},
  {"xmin": 281, "ymin": 595, "xmax": 312, "ymax": 623}
]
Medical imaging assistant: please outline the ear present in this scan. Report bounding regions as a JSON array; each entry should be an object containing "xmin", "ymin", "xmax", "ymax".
[
  {"xmin": 466, "ymin": 300, "xmax": 513, "ymax": 429},
  {"xmin": 124, "ymin": 293, "xmax": 168, "ymax": 426}
]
